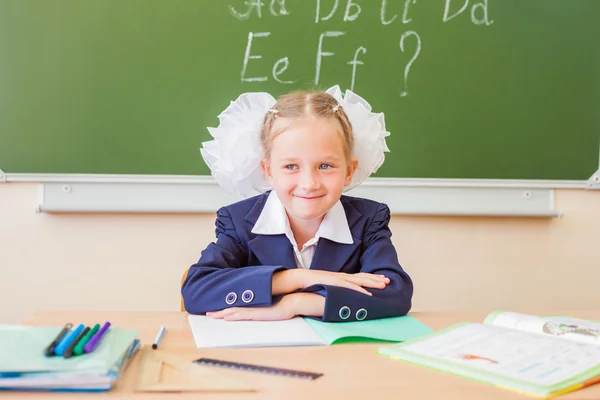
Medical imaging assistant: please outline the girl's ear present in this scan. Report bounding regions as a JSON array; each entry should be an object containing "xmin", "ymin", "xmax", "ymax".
[
  {"xmin": 344, "ymin": 158, "xmax": 359, "ymax": 186},
  {"xmin": 260, "ymin": 159, "xmax": 273, "ymax": 184}
]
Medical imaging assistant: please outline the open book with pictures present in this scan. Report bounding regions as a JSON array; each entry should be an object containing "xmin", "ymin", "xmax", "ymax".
[{"xmin": 378, "ymin": 311, "xmax": 600, "ymax": 399}]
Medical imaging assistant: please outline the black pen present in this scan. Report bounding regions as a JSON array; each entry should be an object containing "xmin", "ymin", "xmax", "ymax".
[
  {"xmin": 63, "ymin": 326, "xmax": 90, "ymax": 359},
  {"xmin": 44, "ymin": 323, "xmax": 73, "ymax": 357}
]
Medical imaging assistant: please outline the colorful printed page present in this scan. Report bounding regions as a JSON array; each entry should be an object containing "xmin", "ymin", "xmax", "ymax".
[
  {"xmin": 484, "ymin": 311, "xmax": 600, "ymax": 346},
  {"xmin": 378, "ymin": 323, "xmax": 600, "ymax": 398}
]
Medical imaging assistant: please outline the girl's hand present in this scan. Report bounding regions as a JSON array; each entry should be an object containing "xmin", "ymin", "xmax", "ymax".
[
  {"xmin": 206, "ymin": 293, "xmax": 325, "ymax": 321},
  {"xmin": 272, "ymin": 269, "xmax": 390, "ymax": 296},
  {"xmin": 297, "ymin": 270, "xmax": 390, "ymax": 296},
  {"xmin": 207, "ymin": 296, "xmax": 297, "ymax": 321}
]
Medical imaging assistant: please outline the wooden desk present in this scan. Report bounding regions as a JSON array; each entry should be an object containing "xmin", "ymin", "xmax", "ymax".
[{"xmin": 13, "ymin": 310, "xmax": 600, "ymax": 399}]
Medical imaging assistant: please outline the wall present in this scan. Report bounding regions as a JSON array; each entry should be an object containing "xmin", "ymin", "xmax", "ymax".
[{"xmin": 1, "ymin": 182, "xmax": 598, "ymax": 323}]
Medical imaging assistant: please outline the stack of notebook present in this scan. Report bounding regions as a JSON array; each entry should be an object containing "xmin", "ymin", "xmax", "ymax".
[{"xmin": 0, "ymin": 324, "xmax": 139, "ymax": 392}]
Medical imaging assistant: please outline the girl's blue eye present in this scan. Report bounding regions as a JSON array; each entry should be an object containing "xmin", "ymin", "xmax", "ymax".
[
  {"xmin": 284, "ymin": 164, "xmax": 298, "ymax": 170},
  {"xmin": 319, "ymin": 164, "xmax": 332, "ymax": 170}
]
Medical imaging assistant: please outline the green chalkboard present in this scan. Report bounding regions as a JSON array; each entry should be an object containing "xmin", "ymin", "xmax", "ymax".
[{"xmin": 1, "ymin": 0, "xmax": 599, "ymax": 179}]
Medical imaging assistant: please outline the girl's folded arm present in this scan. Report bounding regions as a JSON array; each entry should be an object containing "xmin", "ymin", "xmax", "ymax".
[
  {"xmin": 301, "ymin": 203, "xmax": 413, "ymax": 322},
  {"xmin": 181, "ymin": 207, "xmax": 288, "ymax": 314}
]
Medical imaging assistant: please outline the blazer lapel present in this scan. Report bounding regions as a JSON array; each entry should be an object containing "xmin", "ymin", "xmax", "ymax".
[
  {"xmin": 310, "ymin": 199, "xmax": 363, "ymax": 273},
  {"xmin": 247, "ymin": 234, "xmax": 297, "ymax": 269}
]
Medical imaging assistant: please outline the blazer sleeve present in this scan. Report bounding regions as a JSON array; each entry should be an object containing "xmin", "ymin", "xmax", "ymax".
[
  {"xmin": 181, "ymin": 207, "xmax": 287, "ymax": 314},
  {"xmin": 302, "ymin": 203, "xmax": 414, "ymax": 322}
]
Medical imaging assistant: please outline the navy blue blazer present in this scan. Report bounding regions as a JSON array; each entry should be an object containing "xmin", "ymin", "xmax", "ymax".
[{"xmin": 181, "ymin": 192, "xmax": 413, "ymax": 322}]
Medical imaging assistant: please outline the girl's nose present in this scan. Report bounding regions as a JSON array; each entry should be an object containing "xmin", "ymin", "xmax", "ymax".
[{"xmin": 298, "ymin": 170, "xmax": 319, "ymax": 190}]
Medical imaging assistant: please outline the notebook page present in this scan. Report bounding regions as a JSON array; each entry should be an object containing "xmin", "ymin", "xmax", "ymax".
[
  {"xmin": 187, "ymin": 315, "xmax": 326, "ymax": 348},
  {"xmin": 400, "ymin": 323, "xmax": 600, "ymax": 387},
  {"xmin": 485, "ymin": 312, "xmax": 600, "ymax": 345}
]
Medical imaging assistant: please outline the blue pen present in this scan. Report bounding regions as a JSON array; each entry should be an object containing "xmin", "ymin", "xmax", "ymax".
[
  {"xmin": 54, "ymin": 324, "xmax": 85, "ymax": 356},
  {"xmin": 52, "ymin": 325, "xmax": 77, "ymax": 355}
]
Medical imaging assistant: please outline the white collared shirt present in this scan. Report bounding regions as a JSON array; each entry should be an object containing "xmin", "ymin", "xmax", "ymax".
[{"xmin": 251, "ymin": 191, "xmax": 353, "ymax": 269}]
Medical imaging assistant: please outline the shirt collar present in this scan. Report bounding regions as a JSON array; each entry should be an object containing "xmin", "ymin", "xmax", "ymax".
[{"xmin": 251, "ymin": 191, "xmax": 353, "ymax": 244}]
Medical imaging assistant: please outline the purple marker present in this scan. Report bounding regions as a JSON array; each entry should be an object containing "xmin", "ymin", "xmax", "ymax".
[{"xmin": 83, "ymin": 322, "xmax": 111, "ymax": 353}]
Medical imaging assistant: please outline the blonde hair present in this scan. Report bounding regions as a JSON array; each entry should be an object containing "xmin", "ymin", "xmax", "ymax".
[{"xmin": 260, "ymin": 90, "xmax": 354, "ymax": 161}]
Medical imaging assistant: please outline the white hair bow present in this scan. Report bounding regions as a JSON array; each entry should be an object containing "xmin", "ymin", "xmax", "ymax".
[{"xmin": 200, "ymin": 85, "xmax": 390, "ymax": 198}]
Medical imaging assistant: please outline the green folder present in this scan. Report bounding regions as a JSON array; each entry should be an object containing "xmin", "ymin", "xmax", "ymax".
[{"xmin": 304, "ymin": 314, "xmax": 434, "ymax": 345}]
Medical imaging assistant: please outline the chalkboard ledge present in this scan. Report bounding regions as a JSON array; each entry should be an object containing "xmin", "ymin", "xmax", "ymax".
[
  {"xmin": 4, "ymin": 173, "xmax": 597, "ymax": 217},
  {"xmin": 587, "ymin": 168, "xmax": 600, "ymax": 189}
]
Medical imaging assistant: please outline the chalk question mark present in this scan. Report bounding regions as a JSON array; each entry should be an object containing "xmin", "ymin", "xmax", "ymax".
[{"xmin": 399, "ymin": 30, "xmax": 421, "ymax": 97}]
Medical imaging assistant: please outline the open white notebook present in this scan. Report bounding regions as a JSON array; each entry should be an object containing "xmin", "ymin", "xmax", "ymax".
[
  {"xmin": 187, "ymin": 314, "xmax": 433, "ymax": 348},
  {"xmin": 189, "ymin": 317, "xmax": 324, "ymax": 348}
]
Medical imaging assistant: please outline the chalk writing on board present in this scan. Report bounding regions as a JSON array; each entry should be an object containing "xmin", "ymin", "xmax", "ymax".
[
  {"xmin": 399, "ymin": 31, "xmax": 421, "ymax": 97},
  {"xmin": 230, "ymin": 0, "xmax": 289, "ymax": 20},
  {"xmin": 402, "ymin": 0, "xmax": 418, "ymax": 24},
  {"xmin": 233, "ymin": 0, "xmax": 494, "ymax": 95},
  {"xmin": 273, "ymin": 57, "xmax": 294, "ymax": 84},
  {"xmin": 316, "ymin": 31, "xmax": 345, "ymax": 85},
  {"xmin": 270, "ymin": 0, "xmax": 289, "ymax": 16},
  {"xmin": 444, "ymin": 0, "xmax": 494, "ymax": 25},
  {"xmin": 380, "ymin": 0, "xmax": 398, "ymax": 25},
  {"xmin": 380, "ymin": 0, "xmax": 419, "ymax": 25},
  {"xmin": 315, "ymin": 0, "xmax": 339, "ymax": 23},
  {"xmin": 347, "ymin": 46, "xmax": 367, "ymax": 92},
  {"xmin": 241, "ymin": 31, "xmax": 296, "ymax": 84},
  {"xmin": 241, "ymin": 32, "xmax": 271, "ymax": 82},
  {"xmin": 343, "ymin": 0, "xmax": 361, "ymax": 22}
]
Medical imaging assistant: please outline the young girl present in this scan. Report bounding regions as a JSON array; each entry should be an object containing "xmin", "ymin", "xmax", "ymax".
[{"xmin": 181, "ymin": 86, "xmax": 413, "ymax": 322}]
